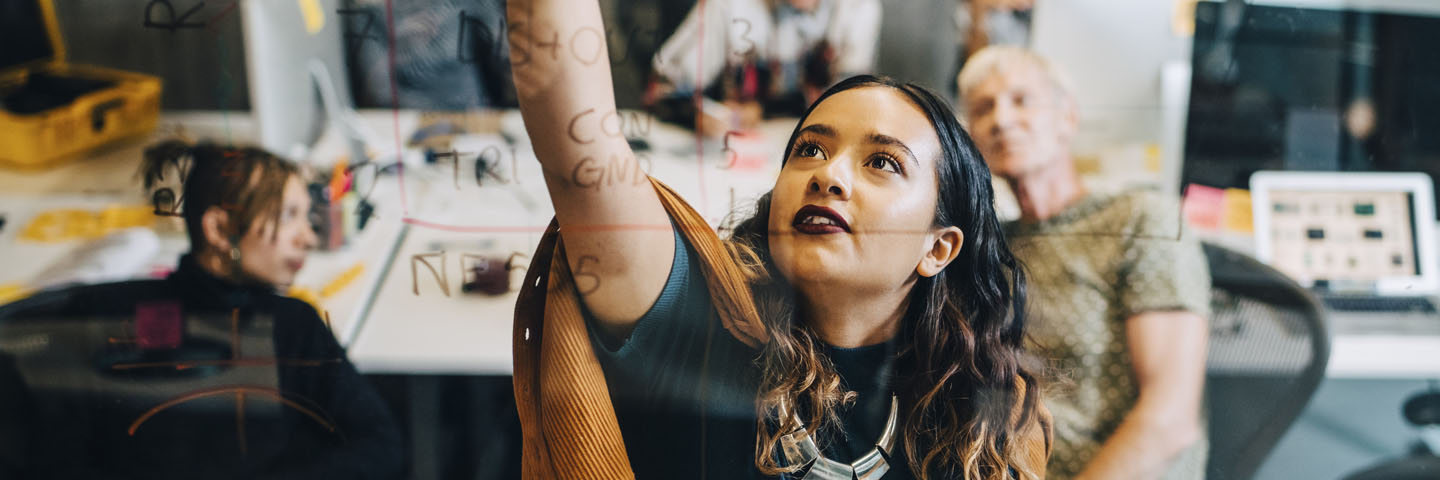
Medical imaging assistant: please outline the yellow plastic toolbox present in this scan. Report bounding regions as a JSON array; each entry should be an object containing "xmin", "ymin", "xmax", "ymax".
[{"xmin": 0, "ymin": 0, "xmax": 162, "ymax": 168}]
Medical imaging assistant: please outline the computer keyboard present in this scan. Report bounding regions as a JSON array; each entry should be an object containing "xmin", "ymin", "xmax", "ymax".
[{"xmin": 1322, "ymin": 296, "xmax": 1438, "ymax": 313}]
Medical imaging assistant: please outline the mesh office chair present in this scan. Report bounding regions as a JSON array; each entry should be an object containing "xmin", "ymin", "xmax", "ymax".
[{"xmin": 1203, "ymin": 242, "xmax": 1331, "ymax": 480}]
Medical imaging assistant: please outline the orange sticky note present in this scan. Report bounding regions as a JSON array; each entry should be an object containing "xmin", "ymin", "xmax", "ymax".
[
  {"xmin": 330, "ymin": 159, "xmax": 349, "ymax": 202},
  {"xmin": 1222, "ymin": 188, "xmax": 1254, "ymax": 233}
]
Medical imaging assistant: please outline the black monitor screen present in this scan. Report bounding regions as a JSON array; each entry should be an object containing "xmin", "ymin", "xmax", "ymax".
[
  {"xmin": 1183, "ymin": 2, "xmax": 1440, "ymax": 210},
  {"xmin": 0, "ymin": 0, "xmax": 55, "ymax": 69}
]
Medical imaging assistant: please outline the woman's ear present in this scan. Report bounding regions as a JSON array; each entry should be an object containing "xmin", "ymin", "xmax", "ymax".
[
  {"xmin": 201, "ymin": 206, "xmax": 233, "ymax": 253},
  {"xmin": 916, "ymin": 226, "xmax": 965, "ymax": 277}
]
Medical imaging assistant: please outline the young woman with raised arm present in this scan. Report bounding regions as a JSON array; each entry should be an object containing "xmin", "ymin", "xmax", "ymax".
[{"xmin": 508, "ymin": 1, "xmax": 1051, "ymax": 478}]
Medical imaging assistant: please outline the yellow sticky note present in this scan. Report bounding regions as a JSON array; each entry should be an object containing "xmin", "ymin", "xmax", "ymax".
[
  {"xmin": 20, "ymin": 209, "xmax": 94, "ymax": 243},
  {"xmin": 100, "ymin": 205, "xmax": 156, "ymax": 230},
  {"xmin": 1144, "ymin": 144, "xmax": 1163, "ymax": 173},
  {"xmin": 20, "ymin": 206, "xmax": 156, "ymax": 243},
  {"xmin": 320, "ymin": 263, "xmax": 365, "ymax": 298},
  {"xmin": 1173, "ymin": 0, "xmax": 1199, "ymax": 37},
  {"xmin": 1222, "ymin": 188, "xmax": 1254, "ymax": 233},
  {"xmin": 298, "ymin": 0, "xmax": 325, "ymax": 34}
]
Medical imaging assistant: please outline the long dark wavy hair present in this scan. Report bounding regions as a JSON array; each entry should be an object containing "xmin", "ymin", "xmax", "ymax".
[{"xmin": 724, "ymin": 75, "xmax": 1039, "ymax": 479}]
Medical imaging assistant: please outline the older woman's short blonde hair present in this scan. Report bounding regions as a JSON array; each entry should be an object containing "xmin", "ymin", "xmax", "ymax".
[{"xmin": 956, "ymin": 45, "xmax": 1078, "ymax": 110}]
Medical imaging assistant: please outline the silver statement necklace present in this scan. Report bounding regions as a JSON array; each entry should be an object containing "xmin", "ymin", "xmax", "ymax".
[{"xmin": 777, "ymin": 395, "xmax": 899, "ymax": 480}]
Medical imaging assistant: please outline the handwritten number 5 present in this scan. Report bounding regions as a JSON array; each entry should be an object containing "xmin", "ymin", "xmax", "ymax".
[
  {"xmin": 719, "ymin": 131, "xmax": 742, "ymax": 170},
  {"xmin": 574, "ymin": 256, "xmax": 601, "ymax": 295}
]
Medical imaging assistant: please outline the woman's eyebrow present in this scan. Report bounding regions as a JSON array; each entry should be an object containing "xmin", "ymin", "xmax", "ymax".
[
  {"xmin": 866, "ymin": 133, "xmax": 919, "ymax": 167},
  {"xmin": 797, "ymin": 123, "xmax": 838, "ymax": 138}
]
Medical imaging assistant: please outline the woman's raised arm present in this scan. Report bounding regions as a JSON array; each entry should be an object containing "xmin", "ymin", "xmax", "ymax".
[{"xmin": 507, "ymin": 0, "xmax": 676, "ymax": 340}]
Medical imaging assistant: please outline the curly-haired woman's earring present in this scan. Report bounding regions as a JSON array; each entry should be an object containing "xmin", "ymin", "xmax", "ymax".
[{"xmin": 229, "ymin": 247, "xmax": 241, "ymax": 261}]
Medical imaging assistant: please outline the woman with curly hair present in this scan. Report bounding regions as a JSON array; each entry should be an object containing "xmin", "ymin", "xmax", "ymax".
[{"xmin": 508, "ymin": 1, "xmax": 1052, "ymax": 478}]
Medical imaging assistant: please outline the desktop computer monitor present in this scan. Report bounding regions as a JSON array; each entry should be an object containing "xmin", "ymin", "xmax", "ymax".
[
  {"xmin": 1182, "ymin": 1, "xmax": 1440, "ymax": 212},
  {"xmin": 241, "ymin": 0, "xmax": 369, "ymax": 163}
]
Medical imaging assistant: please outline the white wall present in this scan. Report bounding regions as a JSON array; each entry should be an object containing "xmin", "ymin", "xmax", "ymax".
[{"xmin": 1030, "ymin": 0, "xmax": 1193, "ymax": 156}]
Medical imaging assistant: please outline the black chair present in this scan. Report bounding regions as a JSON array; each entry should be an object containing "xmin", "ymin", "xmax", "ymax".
[{"xmin": 1203, "ymin": 242, "xmax": 1331, "ymax": 480}]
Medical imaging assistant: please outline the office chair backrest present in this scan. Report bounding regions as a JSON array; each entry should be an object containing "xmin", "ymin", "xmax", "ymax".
[{"xmin": 1203, "ymin": 242, "xmax": 1331, "ymax": 480}]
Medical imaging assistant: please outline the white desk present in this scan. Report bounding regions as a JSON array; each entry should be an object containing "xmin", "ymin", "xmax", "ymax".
[
  {"xmin": 343, "ymin": 132, "xmax": 549, "ymax": 374},
  {"xmin": 1327, "ymin": 335, "xmax": 1440, "ymax": 379}
]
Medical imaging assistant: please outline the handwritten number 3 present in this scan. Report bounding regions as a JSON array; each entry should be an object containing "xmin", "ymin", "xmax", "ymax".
[{"xmin": 732, "ymin": 19, "xmax": 756, "ymax": 59}]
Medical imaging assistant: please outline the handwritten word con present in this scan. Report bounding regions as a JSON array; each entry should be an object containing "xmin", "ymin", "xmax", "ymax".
[{"xmin": 566, "ymin": 109, "xmax": 654, "ymax": 143}]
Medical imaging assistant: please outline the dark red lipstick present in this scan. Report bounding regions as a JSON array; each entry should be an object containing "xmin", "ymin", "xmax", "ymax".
[{"xmin": 792, "ymin": 205, "xmax": 851, "ymax": 234}]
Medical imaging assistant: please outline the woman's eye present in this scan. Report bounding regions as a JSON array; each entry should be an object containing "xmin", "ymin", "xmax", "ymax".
[
  {"xmin": 867, "ymin": 156, "xmax": 901, "ymax": 174},
  {"xmin": 796, "ymin": 143, "xmax": 822, "ymax": 158}
]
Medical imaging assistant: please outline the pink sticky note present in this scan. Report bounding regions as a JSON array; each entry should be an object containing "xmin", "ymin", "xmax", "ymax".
[
  {"xmin": 1183, "ymin": 183, "xmax": 1225, "ymax": 230},
  {"xmin": 134, "ymin": 300, "xmax": 183, "ymax": 350},
  {"xmin": 148, "ymin": 266, "xmax": 175, "ymax": 279},
  {"xmin": 722, "ymin": 130, "xmax": 769, "ymax": 171}
]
